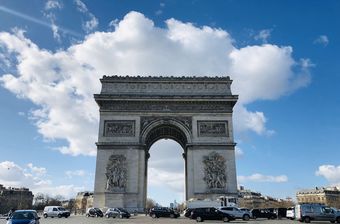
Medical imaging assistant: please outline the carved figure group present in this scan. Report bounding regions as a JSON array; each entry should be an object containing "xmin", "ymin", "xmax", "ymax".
[
  {"xmin": 105, "ymin": 155, "xmax": 127, "ymax": 191},
  {"xmin": 202, "ymin": 152, "xmax": 227, "ymax": 189}
]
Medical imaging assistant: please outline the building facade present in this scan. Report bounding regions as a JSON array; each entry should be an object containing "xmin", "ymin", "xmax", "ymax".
[
  {"xmin": 238, "ymin": 187, "xmax": 294, "ymax": 209},
  {"xmin": 75, "ymin": 191, "xmax": 94, "ymax": 214},
  {"xmin": 0, "ymin": 184, "xmax": 33, "ymax": 214},
  {"xmin": 296, "ymin": 187, "xmax": 340, "ymax": 208}
]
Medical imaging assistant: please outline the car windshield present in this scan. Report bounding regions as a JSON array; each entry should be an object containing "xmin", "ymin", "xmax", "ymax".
[{"xmin": 11, "ymin": 211, "xmax": 35, "ymax": 220}]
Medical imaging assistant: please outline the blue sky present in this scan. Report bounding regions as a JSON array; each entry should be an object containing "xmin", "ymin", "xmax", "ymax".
[{"xmin": 0, "ymin": 0, "xmax": 340, "ymax": 207}]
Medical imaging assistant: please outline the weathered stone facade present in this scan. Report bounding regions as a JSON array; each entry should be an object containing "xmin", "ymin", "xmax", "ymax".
[
  {"xmin": 0, "ymin": 184, "xmax": 33, "ymax": 214},
  {"xmin": 296, "ymin": 187, "xmax": 340, "ymax": 208},
  {"xmin": 93, "ymin": 76, "xmax": 238, "ymax": 211},
  {"xmin": 75, "ymin": 191, "xmax": 94, "ymax": 214}
]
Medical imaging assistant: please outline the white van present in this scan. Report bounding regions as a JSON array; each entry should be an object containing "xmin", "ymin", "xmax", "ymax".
[
  {"xmin": 43, "ymin": 206, "xmax": 70, "ymax": 218},
  {"xmin": 295, "ymin": 203, "xmax": 340, "ymax": 223}
]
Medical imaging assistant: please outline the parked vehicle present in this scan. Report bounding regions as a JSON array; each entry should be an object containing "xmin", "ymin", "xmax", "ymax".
[
  {"xmin": 116, "ymin": 208, "xmax": 131, "ymax": 218},
  {"xmin": 6, "ymin": 210, "xmax": 40, "ymax": 224},
  {"xmin": 104, "ymin": 208, "xmax": 120, "ymax": 218},
  {"xmin": 184, "ymin": 208, "xmax": 194, "ymax": 218},
  {"xmin": 86, "ymin": 207, "xmax": 103, "ymax": 217},
  {"xmin": 286, "ymin": 207, "xmax": 295, "ymax": 220},
  {"xmin": 190, "ymin": 207, "xmax": 235, "ymax": 222},
  {"xmin": 149, "ymin": 207, "xmax": 180, "ymax": 218},
  {"xmin": 218, "ymin": 206, "xmax": 251, "ymax": 220},
  {"xmin": 275, "ymin": 208, "xmax": 288, "ymax": 219},
  {"xmin": 43, "ymin": 206, "xmax": 70, "ymax": 218},
  {"xmin": 187, "ymin": 196, "xmax": 237, "ymax": 209},
  {"xmin": 251, "ymin": 209, "xmax": 277, "ymax": 219},
  {"xmin": 295, "ymin": 203, "xmax": 340, "ymax": 223}
]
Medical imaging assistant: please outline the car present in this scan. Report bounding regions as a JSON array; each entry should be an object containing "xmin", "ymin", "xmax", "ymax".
[
  {"xmin": 286, "ymin": 207, "xmax": 295, "ymax": 220},
  {"xmin": 218, "ymin": 206, "xmax": 251, "ymax": 220},
  {"xmin": 251, "ymin": 209, "xmax": 277, "ymax": 219},
  {"xmin": 104, "ymin": 208, "xmax": 120, "ymax": 218},
  {"xmin": 184, "ymin": 208, "xmax": 194, "ymax": 218},
  {"xmin": 295, "ymin": 203, "xmax": 340, "ymax": 223},
  {"xmin": 190, "ymin": 207, "xmax": 235, "ymax": 222},
  {"xmin": 43, "ymin": 206, "xmax": 70, "ymax": 218},
  {"xmin": 86, "ymin": 207, "xmax": 103, "ymax": 217},
  {"xmin": 149, "ymin": 207, "xmax": 180, "ymax": 218},
  {"xmin": 116, "ymin": 208, "xmax": 131, "ymax": 218},
  {"xmin": 6, "ymin": 210, "xmax": 40, "ymax": 224}
]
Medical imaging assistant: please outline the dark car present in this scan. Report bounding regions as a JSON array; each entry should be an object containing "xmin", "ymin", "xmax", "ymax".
[
  {"xmin": 86, "ymin": 207, "xmax": 103, "ymax": 217},
  {"xmin": 149, "ymin": 207, "xmax": 180, "ymax": 218},
  {"xmin": 6, "ymin": 210, "xmax": 40, "ymax": 224},
  {"xmin": 190, "ymin": 207, "xmax": 235, "ymax": 222},
  {"xmin": 116, "ymin": 208, "xmax": 131, "ymax": 218},
  {"xmin": 251, "ymin": 209, "xmax": 277, "ymax": 219},
  {"xmin": 184, "ymin": 208, "xmax": 194, "ymax": 218}
]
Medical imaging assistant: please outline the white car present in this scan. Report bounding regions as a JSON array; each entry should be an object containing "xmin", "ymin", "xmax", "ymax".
[
  {"xmin": 286, "ymin": 207, "xmax": 295, "ymax": 220},
  {"xmin": 218, "ymin": 206, "xmax": 251, "ymax": 221}
]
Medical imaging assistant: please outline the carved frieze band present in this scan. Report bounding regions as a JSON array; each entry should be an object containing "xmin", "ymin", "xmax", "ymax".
[
  {"xmin": 101, "ymin": 82, "xmax": 231, "ymax": 95},
  {"xmin": 106, "ymin": 154, "xmax": 127, "ymax": 192},
  {"xmin": 104, "ymin": 120, "xmax": 135, "ymax": 137},
  {"xmin": 140, "ymin": 116, "xmax": 192, "ymax": 133},
  {"xmin": 198, "ymin": 120, "xmax": 228, "ymax": 137},
  {"xmin": 203, "ymin": 152, "xmax": 227, "ymax": 189},
  {"xmin": 100, "ymin": 101, "xmax": 232, "ymax": 113}
]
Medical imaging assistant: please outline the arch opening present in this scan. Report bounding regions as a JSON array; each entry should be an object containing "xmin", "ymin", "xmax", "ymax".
[{"xmin": 147, "ymin": 139, "xmax": 185, "ymax": 207}]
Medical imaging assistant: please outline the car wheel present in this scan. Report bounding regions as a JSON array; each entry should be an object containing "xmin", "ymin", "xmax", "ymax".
[
  {"xmin": 196, "ymin": 216, "xmax": 203, "ymax": 222},
  {"xmin": 58, "ymin": 214, "xmax": 62, "ymax": 218},
  {"xmin": 119, "ymin": 214, "xmax": 123, "ymax": 219},
  {"xmin": 336, "ymin": 217, "xmax": 340, "ymax": 223},
  {"xmin": 43, "ymin": 214, "xmax": 48, "ymax": 218},
  {"xmin": 243, "ymin": 214, "xmax": 250, "ymax": 221},
  {"xmin": 105, "ymin": 214, "xmax": 109, "ymax": 218},
  {"xmin": 304, "ymin": 217, "xmax": 311, "ymax": 223},
  {"xmin": 151, "ymin": 213, "xmax": 157, "ymax": 218},
  {"xmin": 223, "ymin": 216, "xmax": 230, "ymax": 222},
  {"xmin": 170, "ymin": 214, "xmax": 175, "ymax": 218}
]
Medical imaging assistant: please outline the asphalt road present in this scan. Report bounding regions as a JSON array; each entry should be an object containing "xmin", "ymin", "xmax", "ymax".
[{"xmin": 0, "ymin": 215, "xmax": 334, "ymax": 224}]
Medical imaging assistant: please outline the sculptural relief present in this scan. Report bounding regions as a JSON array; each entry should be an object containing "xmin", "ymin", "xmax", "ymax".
[
  {"xmin": 104, "ymin": 120, "xmax": 135, "ymax": 137},
  {"xmin": 203, "ymin": 152, "xmax": 227, "ymax": 189},
  {"xmin": 105, "ymin": 155, "xmax": 127, "ymax": 191},
  {"xmin": 198, "ymin": 121, "xmax": 228, "ymax": 137}
]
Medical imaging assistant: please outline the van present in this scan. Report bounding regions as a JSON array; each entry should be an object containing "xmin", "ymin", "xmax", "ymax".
[
  {"xmin": 295, "ymin": 203, "xmax": 340, "ymax": 223},
  {"xmin": 43, "ymin": 206, "xmax": 70, "ymax": 218}
]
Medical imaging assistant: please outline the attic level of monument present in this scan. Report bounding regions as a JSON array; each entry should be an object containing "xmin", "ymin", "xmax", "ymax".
[{"xmin": 93, "ymin": 75, "xmax": 238, "ymax": 212}]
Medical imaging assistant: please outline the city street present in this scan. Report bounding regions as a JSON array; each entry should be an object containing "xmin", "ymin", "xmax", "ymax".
[{"xmin": 0, "ymin": 215, "xmax": 328, "ymax": 224}]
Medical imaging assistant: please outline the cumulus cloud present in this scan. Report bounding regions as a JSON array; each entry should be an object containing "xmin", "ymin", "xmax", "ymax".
[
  {"xmin": 238, "ymin": 173, "xmax": 288, "ymax": 183},
  {"xmin": 0, "ymin": 11, "xmax": 311, "ymax": 156},
  {"xmin": 316, "ymin": 165, "xmax": 340, "ymax": 186},
  {"xmin": 0, "ymin": 161, "xmax": 83, "ymax": 198},
  {"xmin": 314, "ymin": 35, "xmax": 329, "ymax": 46},
  {"xmin": 74, "ymin": 0, "xmax": 98, "ymax": 32},
  {"xmin": 235, "ymin": 146, "xmax": 244, "ymax": 158}
]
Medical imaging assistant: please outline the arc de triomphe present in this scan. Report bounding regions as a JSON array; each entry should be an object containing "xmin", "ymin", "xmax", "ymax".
[{"xmin": 93, "ymin": 76, "xmax": 238, "ymax": 211}]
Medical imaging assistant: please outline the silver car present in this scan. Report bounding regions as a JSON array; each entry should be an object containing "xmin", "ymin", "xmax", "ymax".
[{"xmin": 218, "ymin": 206, "xmax": 251, "ymax": 221}]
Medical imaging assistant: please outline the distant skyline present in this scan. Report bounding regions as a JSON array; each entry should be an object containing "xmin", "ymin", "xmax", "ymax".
[{"xmin": 0, "ymin": 0, "xmax": 340, "ymax": 207}]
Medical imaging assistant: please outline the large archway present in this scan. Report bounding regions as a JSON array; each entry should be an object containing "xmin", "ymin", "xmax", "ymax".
[{"xmin": 93, "ymin": 76, "xmax": 238, "ymax": 212}]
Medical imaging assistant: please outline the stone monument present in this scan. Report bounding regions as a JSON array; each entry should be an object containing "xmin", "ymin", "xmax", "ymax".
[{"xmin": 93, "ymin": 76, "xmax": 238, "ymax": 211}]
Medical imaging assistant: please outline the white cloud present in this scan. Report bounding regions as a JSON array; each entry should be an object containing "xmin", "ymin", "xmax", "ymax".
[
  {"xmin": 65, "ymin": 169, "xmax": 86, "ymax": 178},
  {"xmin": 254, "ymin": 29, "xmax": 271, "ymax": 43},
  {"xmin": 316, "ymin": 165, "xmax": 340, "ymax": 186},
  {"xmin": 238, "ymin": 173, "xmax": 288, "ymax": 183},
  {"xmin": 43, "ymin": 0, "xmax": 63, "ymax": 41},
  {"xmin": 148, "ymin": 167, "xmax": 184, "ymax": 192},
  {"xmin": 45, "ymin": 0, "xmax": 63, "ymax": 10},
  {"xmin": 235, "ymin": 146, "xmax": 244, "ymax": 158},
  {"xmin": 0, "ymin": 11, "xmax": 311, "ymax": 156},
  {"xmin": 314, "ymin": 35, "xmax": 329, "ymax": 46},
  {"xmin": 74, "ymin": 0, "xmax": 98, "ymax": 32},
  {"xmin": 0, "ymin": 161, "xmax": 84, "ymax": 199}
]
